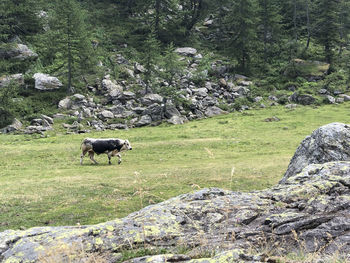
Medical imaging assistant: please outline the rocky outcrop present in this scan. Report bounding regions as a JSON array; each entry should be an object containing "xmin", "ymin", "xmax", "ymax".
[
  {"xmin": 33, "ymin": 73, "xmax": 63, "ymax": 91},
  {"xmin": 281, "ymin": 122, "xmax": 350, "ymax": 183},
  {"xmin": 1, "ymin": 123, "xmax": 350, "ymax": 262},
  {"xmin": 0, "ymin": 43, "xmax": 38, "ymax": 61}
]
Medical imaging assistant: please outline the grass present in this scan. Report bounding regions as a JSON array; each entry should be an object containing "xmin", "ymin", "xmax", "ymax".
[{"xmin": 1, "ymin": 104, "xmax": 350, "ymax": 231}]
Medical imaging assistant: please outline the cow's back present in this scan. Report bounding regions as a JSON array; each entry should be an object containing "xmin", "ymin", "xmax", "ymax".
[{"xmin": 92, "ymin": 139, "xmax": 122, "ymax": 154}]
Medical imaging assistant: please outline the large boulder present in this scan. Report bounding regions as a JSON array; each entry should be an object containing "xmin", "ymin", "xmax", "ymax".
[
  {"xmin": 281, "ymin": 122, "xmax": 350, "ymax": 183},
  {"xmin": 0, "ymin": 43, "xmax": 38, "ymax": 61},
  {"xmin": 33, "ymin": 73, "xmax": 63, "ymax": 91},
  {"xmin": 205, "ymin": 106, "xmax": 227, "ymax": 117},
  {"xmin": 289, "ymin": 92, "xmax": 316, "ymax": 105},
  {"xmin": 1, "ymin": 161, "xmax": 350, "ymax": 262}
]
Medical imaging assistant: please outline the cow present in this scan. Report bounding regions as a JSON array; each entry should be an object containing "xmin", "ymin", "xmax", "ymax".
[{"xmin": 80, "ymin": 138, "xmax": 132, "ymax": 165}]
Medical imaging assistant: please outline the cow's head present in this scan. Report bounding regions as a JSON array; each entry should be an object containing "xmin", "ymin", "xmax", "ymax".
[{"xmin": 122, "ymin": 139, "xmax": 132, "ymax": 151}]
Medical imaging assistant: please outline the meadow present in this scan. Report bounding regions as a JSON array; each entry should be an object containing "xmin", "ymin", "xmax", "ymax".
[{"xmin": 1, "ymin": 104, "xmax": 350, "ymax": 232}]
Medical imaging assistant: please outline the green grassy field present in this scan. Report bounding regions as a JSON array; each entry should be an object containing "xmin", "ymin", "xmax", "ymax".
[{"xmin": 1, "ymin": 104, "xmax": 350, "ymax": 232}]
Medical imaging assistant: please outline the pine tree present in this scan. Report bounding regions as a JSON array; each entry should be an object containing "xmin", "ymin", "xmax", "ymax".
[
  {"xmin": 222, "ymin": 0, "xmax": 258, "ymax": 73},
  {"xmin": 0, "ymin": 0, "xmax": 42, "ymax": 42},
  {"xmin": 257, "ymin": 0, "xmax": 282, "ymax": 64},
  {"xmin": 313, "ymin": 0, "xmax": 340, "ymax": 66},
  {"xmin": 141, "ymin": 31, "xmax": 161, "ymax": 94},
  {"xmin": 41, "ymin": 0, "xmax": 95, "ymax": 93}
]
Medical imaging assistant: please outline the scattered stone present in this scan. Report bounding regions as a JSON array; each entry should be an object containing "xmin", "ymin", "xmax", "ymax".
[
  {"xmin": 175, "ymin": 47, "xmax": 197, "ymax": 56},
  {"xmin": 99, "ymin": 110, "xmax": 114, "ymax": 119},
  {"xmin": 135, "ymin": 115, "xmax": 152, "ymax": 127},
  {"xmin": 289, "ymin": 92, "xmax": 316, "ymax": 105},
  {"xmin": 58, "ymin": 97, "xmax": 72, "ymax": 110},
  {"xmin": 205, "ymin": 106, "xmax": 227, "ymax": 117},
  {"xmin": 325, "ymin": 95, "xmax": 335, "ymax": 104},
  {"xmin": 0, "ymin": 43, "xmax": 38, "ymax": 61},
  {"xmin": 141, "ymin": 94, "xmax": 163, "ymax": 106},
  {"xmin": 33, "ymin": 73, "xmax": 63, "ymax": 90},
  {"xmin": 264, "ymin": 116, "xmax": 280, "ymax": 122},
  {"xmin": 0, "ymin": 118, "xmax": 22, "ymax": 134}
]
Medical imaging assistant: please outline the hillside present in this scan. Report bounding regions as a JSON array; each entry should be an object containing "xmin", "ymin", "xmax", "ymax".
[{"xmin": 1, "ymin": 0, "xmax": 350, "ymax": 133}]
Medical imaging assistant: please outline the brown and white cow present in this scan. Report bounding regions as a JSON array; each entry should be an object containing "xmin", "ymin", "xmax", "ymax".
[{"xmin": 80, "ymin": 138, "xmax": 132, "ymax": 165}]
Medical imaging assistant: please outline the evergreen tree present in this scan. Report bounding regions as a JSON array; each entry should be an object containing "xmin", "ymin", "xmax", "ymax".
[
  {"xmin": 0, "ymin": 0, "xmax": 42, "ymax": 42},
  {"xmin": 41, "ymin": 0, "xmax": 95, "ymax": 93},
  {"xmin": 222, "ymin": 0, "xmax": 258, "ymax": 73},
  {"xmin": 257, "ymin": 0, "xmax": 282, "ymax": 64},
  {"xmin": 158, "ymin": 43, "xmax": 185, "ymax": 106},
  {"xmin": 141, "ymin": 31, "xmax": 161, "ymax": 94},
  {"xmin": 313, "ymin": 0, "xmax": 340, "ymax": 66}
]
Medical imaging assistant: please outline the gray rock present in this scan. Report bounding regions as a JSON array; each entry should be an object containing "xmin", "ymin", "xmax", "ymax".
[
  {"xmin": 336, "ymin": 97, "xmax": 344, "ymax": 103},
  {"xmin": 0, "ymin": 43, "xmax": 38, "ymax": 61},
  {"xmin": 339, "ymin": 94, "xmax": 350, "ymax": 101},
  {"xmin": 281, "ymin": 122, "xmax": 350, "ymax": 183},
  {"xmin": 33, "ymin": 73, "xmax": 62, "ymax": 90},
  {"xmin": 254, "ymin": 96, "xmax": 263, "ymax": 102},
  {"xmin": 318, "ymin": 89, "xmax": 328, "ymax": 95},
  {"xmin": 167, "ymin": 116, "xmax": 187, "ymax": 125},
  {"xmin": 325, "ymin": 95, "xmax": 335, "ymax": 104},
  {"xmin": 135, "ymin": 115, "xmax": 152, "ymax": 127},
  {"xmin": 99, "ymin": 110, "xmax": 114, "ymax": 119},
  {"xmin": 289, "ymin": 92, "xmax": 316, "ymax": 105},
  {"xmin": 144, "ymin": 103, "xmax": 163, "ymax": 121},
  {"xmin": 134, "ymin": 63, "xmax": 145, "ymax": 74},
  {"xmin": 101, "ymin": 75, "xmax": 123, "ymax": 94},
  {"xmin": 164, "ymin": 102, "xmax": 181, "ymax": 119},
  {"xmin": 58, "ymin": 97, "xmax": 72, "ymax": 110},
  {"xmin": 205, "ymin": 106, "xmax": 227, "ymax": 117},
  {"xmin": 0, "ymin": 118, "xmax": 22, "ymax": 133},
  {"xmin": 0, "ymin": 74, "xmax": 24, "ymax": 88},
  {"xmin": 141, "ymin": 94, "xmax": 163, "ymax": 106},
  {"xmin": 175, "ymin": 47, "xmax": 197, "ymax": 56},
  {"xmin": 285, "ymin": 103, "xmax": 298, "ymax": 109}
]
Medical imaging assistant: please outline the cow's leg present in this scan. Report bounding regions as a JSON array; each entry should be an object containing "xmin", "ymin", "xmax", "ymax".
[
  {"xmin": 117, "ymin": 153, "xmax": 122, "ymax": 164},
  {"xmin": 80, "ymin": 150, "xmax": 88, "ymax": 165},
  {"xmin": 88, "ymin": 151, "xmax": 98, "ymax": 164},
  {"xmin": 107, "ymin": 152, "xmax": 113, "ymax": 165}
]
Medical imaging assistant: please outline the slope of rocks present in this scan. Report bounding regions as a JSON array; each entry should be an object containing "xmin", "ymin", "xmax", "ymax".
[{"xmin": 1, "ymin": 123, "xmax": 350, "ymax": 262}]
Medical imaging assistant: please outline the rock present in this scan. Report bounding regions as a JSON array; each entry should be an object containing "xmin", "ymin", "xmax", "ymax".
[
  {"xmin": 134, "ymin": 63, "xmax": 145, "ymax": 74},
  {"xmin": 203, "ymin": 19, "xmax": 214, "ymax": 26},
  {"xmin": 318, "ymin": 89, "xmax": 328, "ymax": 95},
  {"xmin": 0, "ymin": 43, "xmax": 38, "ymax": 61},
  {"xmin": 2, "ymin": 160, "xmax": 350, "ymax": 262},
  {"xmin": 99, "ymin": 110, "xmax": 114, "ymax": 119},
  {"xmin": 164, "ymin": 103, "xmax": 181, "ymax": 119},
  {"xmin": 336, "ymin": 97, "xmax": 344, "ymax": 103},
  {"xmin": 135, "ymin": 115, "xmax": 152, "ymax": 127},
  {"xmin": 33, "ymin": 73, "xmax": 63, "ymax": 90},
  {"xmin": 192, "ymin": 88, "xmax": 208, "ymax": 97},
  {"xmin": 254, "ymin": 96, "xmax": 263, "ymax": 102},
  {"xmin": 175, "ymin": 47, "xmax": 197, "ymax": 56},
  {"xmin": 0, "ymin": 74, "xmax": 24, "ymax": 88},
  {"xmin": 325, "ymin": 95, "xmax": 335, "ymax": 104},
  {"xmin": 281, "ymin": 122, "xmax": 350, "ymax": 183},
  {"xmin": 0, "ymin": 118, "xmax": 22, "ymax": 133},
  {"xmin": 141, "ymin": 94, "xmax": 163, "ymax": 106},
  {"xmin": 109, "ymin": 123, "xmax": 128, "ymax": 130},
  {"xmin": 144, "ymin": 103, "xmax": 163, "ymax": 121},
  {"xmin": 101, "ymin": 75, "xmax": 123, "ymax": 94},
  {"xmin": 339, "ymin": 94, "xmax": 350, "ymax": 101},
  {"xmin": 264, "ymin": 116, "xmax": 280, "ymax": 122},
  {"xmin": 119, "ymin": 91, "xmax": 136, "ymax": 101},
  {"xmin": 58, "ymin": 97, "xmax": 72, "ymax": 110},
  {"xmin": 205, "ymin": 106, "xmax": 227, "ymax": 117},
  {"xmin": 285, "ymin": 104, "xmax": 298, "ymax": 109},
  {"xmin": 289, "ymin": 92, "xmax": 316, "ymax": 105},
  {"xmin": 167, "ymin": 116, "xmax": 187, "ymax": 125}
]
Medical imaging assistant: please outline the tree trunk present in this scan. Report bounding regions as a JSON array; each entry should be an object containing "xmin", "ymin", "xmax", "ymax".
[
  {"xmin": 67, "ymin": 14, "xmax": 73, "ymax": 94},
  {"xmin": 305, "ymin": 0, "xmax": 311, "ymax": 50}
]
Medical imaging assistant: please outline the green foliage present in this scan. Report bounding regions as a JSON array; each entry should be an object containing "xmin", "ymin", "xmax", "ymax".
[
  {"xmin": 0, "ymin": 82, "xmax": 18, "ymax": 127},
  {"xmin": 0, "ymin": 0, "xmax": 42, "ymax": 42},
  {"xmin": 37, "ymin": 0, "xmax": 96, "ymax": 93}
]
